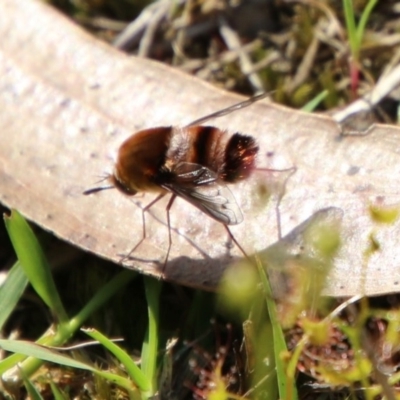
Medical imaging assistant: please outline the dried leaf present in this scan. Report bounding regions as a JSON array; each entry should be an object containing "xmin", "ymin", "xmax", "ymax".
[{"xmin": 1, "ymin": 0, "xmax": 400, "ymax": 297}]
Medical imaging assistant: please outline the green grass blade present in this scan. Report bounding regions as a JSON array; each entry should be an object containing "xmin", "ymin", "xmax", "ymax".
[
  {"xmin": 83, "ymin": 328, "xmax": 150, "ymax": 392},
  {"xmin": 69, "ymin": 269, "xmax": 137, "ymax": 331},
  {"xmin": 22, "ymin": 374, "xmax": 44, "ymax": 400},
  {"xmin": 141, "ymin": 277, "xmax": 162, "ymax": 394},
  {"xmin": 342, "ymin": 0, "xmax": 358, "ymax": 59},
  {"xmin": 0, "ymin": 262, "xmax": 28, "ymax": 330},
  {"xmin": 356, "ymin": 0, "xmax": 378, "ymax": 49},
  {"xmin": 4, "ymin": 210, "xmax": 68, "ymax": 323},
  {"xmin": 255, "ymin": 257, "xmax": 298, "ymax": 400},
  {"xmin": 49, "ymin": 382, "xmax": 68, "ymax": 400},
  {"xmin": 0, "ymin": 339, "xmax": 135, "ymax": 392},
  {"xmin": 301, "ymin": 90, "xmax": 328, "ymax": 112},
  {"xmin": 0, "ymin": 270, "xmax": 136, "ymax": 379}
]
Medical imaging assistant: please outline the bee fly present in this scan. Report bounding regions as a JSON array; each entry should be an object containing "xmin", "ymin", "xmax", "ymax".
[{"xmin": 84, "ymin": 93, "xmax": 269, "ymax": 269}]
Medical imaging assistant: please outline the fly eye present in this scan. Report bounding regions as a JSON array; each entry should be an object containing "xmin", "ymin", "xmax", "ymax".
[{"xmin": 111, "ymin": 175, "xmax": 137, "ymax": 196}]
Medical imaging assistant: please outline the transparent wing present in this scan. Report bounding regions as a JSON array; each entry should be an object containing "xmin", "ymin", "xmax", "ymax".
[
  {"xmin": 162, "ymin": 162, "xmax": 243, "ymax": 225},
  {"xmin": 186, "ymin": 92, "xmax": 269, "ymax": 127}
]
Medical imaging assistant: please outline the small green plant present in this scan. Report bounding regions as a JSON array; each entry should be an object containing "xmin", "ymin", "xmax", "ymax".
[
  {"xmin": 1, "ymin": 210, "xmax": 160, "ymax": 399},
  {"xmin": 342, "ymin": 0, "xmax": 379, "ymax": 96}
]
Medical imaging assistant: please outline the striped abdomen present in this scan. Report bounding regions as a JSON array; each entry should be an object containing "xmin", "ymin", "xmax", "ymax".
[{"xmin": 166, "ymin": 126, "xmax": 259, "ymax": 183}]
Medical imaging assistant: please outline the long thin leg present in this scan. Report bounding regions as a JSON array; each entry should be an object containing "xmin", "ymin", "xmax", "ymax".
[
  {"xmin": 122, "ymin": 193, "xmax": 166, "ymax": 262},
  {"xmin": 224, "ymin": 225, "xmax": 250, "ymax": 260},
  {"xmin": 163, "ymin": 194, "xmax": 177, "ymax": 272}
]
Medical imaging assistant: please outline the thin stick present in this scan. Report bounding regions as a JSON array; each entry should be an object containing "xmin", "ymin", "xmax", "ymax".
[{"xmin": 218, "ymin": 16, "xmax": 264, "ymax": 93}]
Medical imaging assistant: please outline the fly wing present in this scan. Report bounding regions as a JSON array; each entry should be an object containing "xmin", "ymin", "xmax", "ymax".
[
  {"xmin": 186, "ymin": 92, "xmax": 268, "ymax": 127},
  {"xmin": 170, "ymin": 162, "xmax": 217, "ymax": 185},
  {"xmin": 162, "ymin": 162, "xmax": 243, "ymax": 225}
]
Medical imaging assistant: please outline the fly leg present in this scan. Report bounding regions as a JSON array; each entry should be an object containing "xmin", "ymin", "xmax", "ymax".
[
  {"xmin": 121, "ymin": 193, "xmax": 166, "ymax": 263},
  {"xmin": 162, "ymin": 194, "xmax": 177, "ymax": 273}
]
